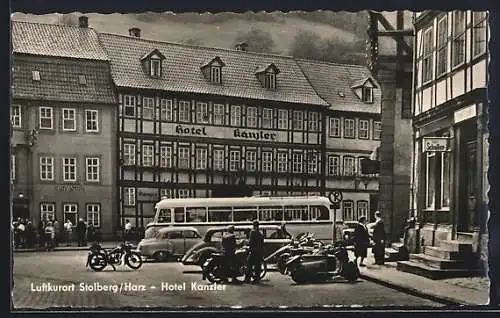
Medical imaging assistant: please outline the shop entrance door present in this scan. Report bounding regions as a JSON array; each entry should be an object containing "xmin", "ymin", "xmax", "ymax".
[{"xmin": 458, "ymin": 138, "xmax": 477, "ymax": 232}]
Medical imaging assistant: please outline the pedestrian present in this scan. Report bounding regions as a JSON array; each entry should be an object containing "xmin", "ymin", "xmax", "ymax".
[
  {"xmin": 25, "ymin": 221, "xmax": 35, "ymax": 248},
  {"xmin": 124, "ymin": 219, "xmax": 132, "ymax": 243},
  {"xmin": 87, "ymin": 223, "xmax": 96, "ymax": 243},
  {"xmin": 44, "ymin": 221, "xmax": 55, "ymax": 251},
  {"xmin": 64, "ymin": 219, "xmax": 73, "ymax": 246},
  {"xmin": 76, "ymin": 218, "xmax": 87, "ymax": 247},
  {"xmin": 370, "ymin": 211, "xmax": 386, "ymax": 265},
  {"xmin": 53, "ymin": 218, "xmax": 60, "ymax": 247},
  {"xmin": 245, "ymin": 220, "xmax": 265, "ymax": 283},
  {"xmin": 38, "ymin": 220, "xmax": 46, "ymax": 249},
  {"xmin": 353, "ymin": 216, "xmax": 370, "ymax": 267},
  {"xmin": 221, "ymin": 225, "xmax": 238, "ymax": 283},
  {"xmin": 17, "ymin": 220, "xmax": 26, "ymax": 248}
]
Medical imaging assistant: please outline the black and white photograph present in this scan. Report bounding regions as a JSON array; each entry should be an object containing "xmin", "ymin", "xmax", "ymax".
[{"xmin": 9, "ymin": 8, "xmax": 494, "ymax": 309}]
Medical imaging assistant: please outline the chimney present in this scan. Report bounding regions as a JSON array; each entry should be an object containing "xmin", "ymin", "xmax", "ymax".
[
  {"xmin": 78, "ymin": 16, "xmax": 88, "ymax": 28},
  {"xmin": 234, "ymin": 42, "xmax": 248, "ymax": 51},
  {"xmin": 129, "ymin": 27, "xmax": 141, "ymax": 38}
]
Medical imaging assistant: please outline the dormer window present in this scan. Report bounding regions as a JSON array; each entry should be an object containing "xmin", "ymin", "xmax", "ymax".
[
  {"xmin": 351, "ymin": 76, "xmax": 378, "ymax": 104},
  {"xmin": 141, "ymin": 49, "xmax": 166, "ymax": 79},
  {"xmin": 362, "ymin": 87, "xmax": 373, "ymax": 103},
  {"xmin": 255, "ymin": 63, "xmax": 280, "ymax": 90},
  {"xmin": 264, "ymin": 73, "xmax": 276, "ymax": 89},
  {"xmin": 201, "ymin": 56, "xmax": 225, "ymax": 84},
  {"xmin": 150, "ymin": 59, "xmax": 161, "ymax": 77},
  {"xmin": 32, "ymin": 70, "xmax": 40, "ymax": 81},
  {"xmin": 210, "ymin": 66, "xmax": 221, "ymax": 83}
]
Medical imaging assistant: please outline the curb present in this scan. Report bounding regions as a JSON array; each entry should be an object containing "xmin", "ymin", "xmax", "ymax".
[{"xmin": 13, "ymin": 244, "xmax": 127, "ymax": 253}]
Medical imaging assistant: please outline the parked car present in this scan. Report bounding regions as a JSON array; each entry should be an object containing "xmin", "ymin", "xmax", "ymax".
[
  {"xmin": 181, "ymin": 225, "xmax": 292, "ymax": 266},
  {"xmin": 136, "ymin": 226, "xmax": 202, "ymax": 262}
]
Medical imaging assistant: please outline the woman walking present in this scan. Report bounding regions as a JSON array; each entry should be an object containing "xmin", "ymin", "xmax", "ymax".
[{"xmin": 353, "ymin": 216, "xmax": 370, "ymax": 267}]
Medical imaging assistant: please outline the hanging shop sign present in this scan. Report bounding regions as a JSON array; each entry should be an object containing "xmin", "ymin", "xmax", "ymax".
[{"xmin": 422, "ymin": 137, "xmax": 450, "ymax": 152}]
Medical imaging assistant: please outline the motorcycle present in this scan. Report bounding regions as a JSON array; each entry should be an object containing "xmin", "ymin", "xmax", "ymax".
[
  {"xmin": 86, "ymin": 242, "xmax": 143, "ymax": 271},
  {"xmin": 202, "ymin": 245, "xmax": 267, "ymax": 284},
  {"xmin": 283, "ymin": 240, "xmax": 358, "ymax": 284}
]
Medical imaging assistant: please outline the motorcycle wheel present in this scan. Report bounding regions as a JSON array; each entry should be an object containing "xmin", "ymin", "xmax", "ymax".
[
  {"xmin": 260, "ymin": 262, "xmax": 267, "ymax": 279},
  {"xmin": 342, "ymin": 261, "xmax": 359, "ymax": 283},
  {"xmin": 89, "ymin": 252, "xmax": 107, "ymax": 272},
  {"xmin": 125, "ymin": 252, "xmax": 143, "ymax": 270},
  {"xmin": 290, "ymin": 267, "xmax": 308, "ymax": 284},
  {"xmin": 277, "ymin": 254, "xmax": 290, "ymax": 274},
  {"xmin": 205, "ymin": 264, "xmax": 225, "ymax": 284}
]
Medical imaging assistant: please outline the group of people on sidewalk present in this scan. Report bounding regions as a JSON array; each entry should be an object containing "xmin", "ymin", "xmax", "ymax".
[{"xmin": 352, "ymin": 211, "xmax": 386, "ymax": 266}]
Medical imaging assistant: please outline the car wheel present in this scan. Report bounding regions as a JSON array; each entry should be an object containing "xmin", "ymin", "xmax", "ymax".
[{"xmin": 153, "ymin": 251, "xmax": 170, "ymax": 262}]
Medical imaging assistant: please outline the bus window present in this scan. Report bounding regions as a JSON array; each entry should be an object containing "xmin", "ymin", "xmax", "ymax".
[
  {"xmin": 233, "ymin": 206, "xmax": 258, "ymax": 222},
  {"xmin": 158, "ymin": 209, "xmax": 171, "ymax": 223},
  {"xmin": 186, "ymin": 207, "xmax": 207, "ymax": 222},
  {"xmin": 174, "ymin": 207, "xmax": 185, "ymax": 223},
  {"xmin": 284, "ymin": 205, "xmax": 307, "ymax": 221},
  {"xmin": 258, "ymin": 206, "xmax": 284, "ymax": 221},
  {"xmin": 310, "ymin": 205, "xmax": 330, "ymax": 220},
  {"xmin": 208, "ymin": 207, "xmax": 233, "ymax": 222}
]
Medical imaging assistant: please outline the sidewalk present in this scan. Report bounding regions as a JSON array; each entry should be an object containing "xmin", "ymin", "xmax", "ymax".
[
  {"xmin": 12, "ymin": 242, "xmax": 125, "ymax": 253},
  {"xmin": 356, "ymin": 253, "xmax": 490, "ymax": 306}
]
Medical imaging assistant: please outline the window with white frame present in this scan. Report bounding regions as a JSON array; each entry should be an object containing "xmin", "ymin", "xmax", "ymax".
[
  {"xmin": 362, "ymin": 87, "xmax": 374, "ymax": 103},
  {"xmin": 40, "ymin": 203, "xmax": 55, "ymax": 222},
  {"xmin": 308, "ymin": 112, "xmax": 319, "ymax": 132},
  {"xmin": 373, "ymin": 121, "xmax": 382, "ymax": 140},
  {"xmin": 178, "ymin": 101, "xmax": 191, "ymax": 123},
  {"xmin": 473, "ymin": 11, "xmax": 487, "ymax": 57},
  {"xmin": 142, "ymin": 144, "xmax": 154, "ymax": 167},
  {"xmin": 160, "ymin": 188, "xmax": 173, "ymax": 199},
  {"xmin": 246, "ymin": 151, "xmax": 257, "ymax": 171},
  {"xmin": 85, "ymin": 110, "xmax": 99, "ymax": 132},
  {"xmin": 343, "ymin": 156, "xmax": 355, "ymax": 176},
  {"xmin": 11, "ymin": 105, "xmax": 21, "ymax": 128},
  {"xmin": 124, "ymin": 187, "xmax": 136, "ymax": 206},
  {"xmin": 344, "ymin": 118, "xmax": 355, "ymax": 138},
  {"xmin": 11, "ymin": 154, "xmax": 15, "ymax": 181},
  {"xmin": 39, "ymin": 107, "xmax": 53, "ymax": 129},
  {"xmin": 142, "ymin": 97, "xmax": 155, "ymax": 120},
  {"xmin": 277, "ymin": 152, "xmax": 288, "ymax": 173},
  {"xmin": 196, "ymin": 102, "xmax": 209, "ymax": 123},
  {"xmin": 230, "ymin": 105, "xmax": 241, "ymax": 126},
  {"xmin": 262, "ymin": 151, "xmax": 273, "ymax": 172},
  {"xmin": 437, "ymin": 15, "xmax": 448, "ymax": 76},
  {"xmin": 123, "ymin": 143, "xmax": 136, "ymax": 165},
  {"xmin": 213, "ymin": 148, "xmax": 225, "ymax": 170},
  {"xmin": 426, "ymin": 152, "xmax": 437, "ymax": 209},
  {"xmin": 150, "ymin": 59, "xmax": 161, "ymax": 77},
  {"xmin": 441, "ymin": 151, "xmax": 451, "ymax": 208},
  {"xmin": 262, "ymin": 108, "xmax": 273, "ymax": 128},
  {"xmin": 63, "ymin": 204, "xmax": 78, "ymax": 226},
  {"xmin": 422, "ymin": 26, "xmax": 434, "ymax": 83},
  {"xmin": 86, "ymin": 204, "xmax": 101, "ymax": 227},
  {"xmin": 328, "ymin": 155, "xmax": 340, "ymax": 176},
  {"xmin": 329, "ymin": 118, "xmax": 341, "ymax": 137},
  {"xmin": 62, "ymin": 108, "xmax": 76, "ymax": 131},
  {"xmin": 213, "ymin": 104, "xmax": 225, "ymax": 125},
  {"xmin": 63, "ymin": 157, "xmax": 77, "ymax": 182},
  {"xmin": 123, "ymin": 95, "xmax": 136, "ymax": 117},
  {"xmin": 196, "ymin": 148, "xmax": 208, "ymax": 169},
  {"xmin": 292, "ymin": 153, "xmax": 303, "ymax": 173},
  {"xmin": 86, "ymin": 157, "xmax": 100, "ymax": 182},
  {"xmin": 293, "ymin": 111, "xmax": 303, "ymax": 130},
  {"xmin": 357, "ymin": 201, "xmax": 368, "ymax": 219},
  {"xmin": 229, "ymin": 150, "xmax": 241, "ymax": 171},
  {"xmin": 264, "ymin": 73, "xmax": 276, "ymax": 89},
  {"xmin": 211, "ymin": 67, "xmax": 221, "ymax": 83},
  {"xmin": 453, "ymin": 11, "xmax": 466, "ymax": 67},
  {"xmin": 278, "ymin": 109, "xmax": 288, "ymax": 129},
  {"xmin": 425, "ymin": 150, "xmax": 451, "ymax": 209},
  {"xmin": 40, "ymin": 156, "xmax": 54, "ymax": 181},
  {"xmin": 342, "ymin": 200, "xmax": 355, "ymax": 221},
  {"xmin": 358, "ymin": 120, "xmax": 369, "ymax": 139},
  {"xmin": 178, "ymin": 189, "xmax": 190, "ymax": 198},
  {"xmin": 160, "ymin": 146, "xmax": 172, "ymax": 168},
  {"xmin": 160, "ymin": 99, "xmax": 173, "ymax": 121},
  {"xmin": 178, "ymin": 147, "xmax": 190, "ymax": 169},
  {"xmin": 307, "ymin": 152, "xmax": 318, "ymax": 173},
  {"xmin": 246, "ymin": 107, "xmax": 257, "ymax": 127}
]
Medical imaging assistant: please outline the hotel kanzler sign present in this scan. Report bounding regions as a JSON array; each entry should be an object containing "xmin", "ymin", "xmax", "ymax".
[
  {"xmin": 168, "ymin": 124, "xmax": 288, "ymax": 142},
  {"xmin": 422, "ymin": 137, "xmax": 451, "ymax": 152}
]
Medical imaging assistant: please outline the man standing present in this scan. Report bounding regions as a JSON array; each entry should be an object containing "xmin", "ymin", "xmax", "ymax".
[
  {"xmin": 353, "ymin": 216, "xmax": 370, "ymax": 267},
  {"xmin": 245, "ymin": 220, "xmax": 264, "ymax": 283},
  {"xmin": 64, "ymin": 219, "xmax": 73, "ymax": 246},
  {"xmin": 53, "ymin": 218, "xmax": 60, "ymax": 247},
  {"xmin": 124, "ymin": 220, "xmax": 132, "ymax": 243},
  {"xmin": 221, "ymin": 225, "xmax": 237, "ymax": 283},
  {"xmin": 76, "ymin": 218, "xmax": 87, "ymax": 247},
  {"xmin": 371, "ymin": 211, "xmax": 386, "ymax": 265}
]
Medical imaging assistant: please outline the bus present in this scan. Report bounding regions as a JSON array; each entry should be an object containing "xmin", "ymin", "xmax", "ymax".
[{"xmin": 146, "ymin": 196, "xmax": 342, "ymax": 242}]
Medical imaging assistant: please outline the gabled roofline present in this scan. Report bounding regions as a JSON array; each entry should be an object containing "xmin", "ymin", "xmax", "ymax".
[{"xmin": 140, "ymin": 48, "xmax": 166, "ymax": 61}]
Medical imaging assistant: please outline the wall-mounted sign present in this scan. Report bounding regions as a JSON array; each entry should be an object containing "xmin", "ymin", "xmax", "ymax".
[
  {"xmin": 137, "ymin": 187, "xmax": 159, "ymax": 201},
  {"xmin": 454, "ymin": 104, "xmax": 476, "ymax": 124},
  {"xmin": 422, "ymin": 137, "xmax": 450, "ymax": 152},
  {"xmin": 55, "ymin": 185, "xmax": 85, "ymax": 192}
]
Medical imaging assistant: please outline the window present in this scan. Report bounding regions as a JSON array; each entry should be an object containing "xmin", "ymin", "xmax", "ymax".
[
  {"xmin": 264, "ymin": 73, "xmax": 276, "ymax": 89},
  {"xmin": 40, "ymin": 157, "xmax": 54, "ymax": 181},
  {"xmin": 63, "ymin": 204, "xmax": 78, "ymax": 226},
  {"xmin": 85, "ymin": 110, "xmax": 99, "ymax": 132},
  {"xmin": 358, "ymin": 120, "xmax": 369, "ymax": 139},
  {"xmin": 86, "ymin": 157, "xmax": 100, "ymax": 182},
  {"xmin": 441, "ymin": 152, "xmax": 451, "ymax": 208},
  {"xmin": 343, "ymin": 156, "xmax": 355, "ymax": 176},
  {"xmin": 329, "ymin": 118, "xmax": 341, "ymax": 137},
  {"xmin": 150, "ymin": 59, "xmax": 161, "ymax": 77},
  {"xmin": 32, "ymin": 70, "xmax": 40, "ymax": 81},
  {"xmin": 123, "ymin": 143, "xmax": 136, "ymax": 165},
  {"xmin": 160, "ymin": 146, "xmax": 172, "ymax": 168},
  {"xmin": 293, "ymin": 111, "xmax": 303, "ymax": 130},
  {"xmin": 213, "ymin": 148, "xmax": 225, "ymax": 171},
  {"xmin": 39, "ymin": 107, "xmax": 53, "ymax": 129},
  {"xmin": 63, "ymin": 157, "xmax": 77, "ymax": 182},
  {"xmin": 142, "ymin": 97, "xmax": 155, "ymax": 120},
  {"xmin": 213, "ymin": 104, "xmax": 225, "ymax": 125},
  {"xmin": 308, "ymin": 112, "xmax": 319, "ymax": 132},
  {"xmin": 344, "ymin": 119, "xmax": 355, "ymax": 138},
  {"xmin": 142, "ymin": 145, "xmax": 154, "ymax": 167},
  {"xmin": 11, "ymin": 105, "xmax": 21, "ymax": 128},
  {"xmin": 262, "ymin": 108, "xmax": 273, "ymax": 128},
  {"xmin": 230, "ymin": 105, "xmax": 241, "ymax": 126},
  {"xmin": 86, "ymin": 204, "xmax": 101, "ymax": 227},
  {"xmin": 373, "ymin": 121, "xmax": 382, "ymax": 140},
  {"xmin": 328, "ymin": 155, "xmax": 340, "ymax": 176},
  {"xmin": 160, "ymin": 188, "xmax": 173, "ymax": 199},
  {"xmin": 437, "ymin": 15, "xmax": 448, "ymax": 76},
  {"xmin": 178, "ymin": 189, "xmax": 190, "ymax": 199},
  {"xmin": 229, "ymin": 150, "xmax": 241, "ymax": 171},
  {"xmin": 178, "ymin": 147, "xmax": 190, "ymax": 169},
  {"xmin": 262, "ymin": 152, "xmax": 273, "ymax": 172},
  {"xmin": 62, "ymin": 108, "xmax": 76, "ymax": 131},
  {"xmin": 247, "ymin": 107, "xmax": 257, "ymax": 128},
  {"xmin": 307, "ymin": 152, "xmax": 318, "ymax": 174},
  {"xmin": 278, "ymin": 109, "xmax": 288, "ymax": 129},
  {"xmin": 78, "ymin": 75, "xmax": 86, "ymax": 85},
  {"xmin": 453, "ymin": 11, "xmax": 466, "ymax": 67},
  {"xmin": 186, "ymin": 207, "xmax": 207, "ymax": 223},
  {"xmin": 208, "ymin": 207, "xmax": 233, "ymax": 222},
  {"xmin": 362, "ymin": 87, "xmax": 374, "ymax": 103},
  {"xmin": 160, "ymin": 99, "xmax": 173, "ymax": 121},
  {"xmin": 211, "ymin": 67, "xmax": 221, "ymax": 83},
  {"xmin": 284, "ymin": 205, "xmax": 307, "ymax": 221},
  {"xmin": 196, "ymin": 102, "xmax": 209, "ymax": 123},
  {"xmin": 342, "ymin": 200, "xmax": 355, "ymax": 221},
  {"xmin": 277, "ymin": 152, "xmax": 288, "ymax": 173},
  {"xmin": 40, "ymin": 203, "xmax": 55, "ymax": 222},
  {"xmin": 426, "ymin": 152, "xmax": 437, "ymax": 209},
  {"xmin": 358, "ymin": 156, "xmax": 370, "ymax": 175},
  {"xmin": 178, "ymin": 101, "xmax": 191, "ymax": 123},
  {"xmin": 246, "ymin": 151, "xmax": 257, "ymax": 171},
  {"xmin": 357, "ymin": 201, "xmax": 368, "ymax": 219},
  {"xmin": 422, "ymin": 26, "xmax": 434, "ymax": 83},
  {"xmin": 11, "ymin": 154, "xmax": 15, "ymax": 181},
  {"xmin": 124, "ymin": 187, "xmax": 136, "ymax": 206},
  {"xmin": 123, "ymin": 95, "xmax": 136, "ymax": 117},
  {"xmin": 473, "ymin": 11, "xmax": 487, "ymax": 57},
  {"xmin": 292, "ymin": 153, "xmax": 303, "ymax": 173},
  {"xmin": 196, "ymin": 148, "xmax": 207, "ymax": 169}
]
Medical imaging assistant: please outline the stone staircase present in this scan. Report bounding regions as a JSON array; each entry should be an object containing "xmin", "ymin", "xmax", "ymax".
[
  {"xmin": 385, "ymin": 237, "xmax": 409, "ymax": 262},
  {"xmin": 397, "ymin": 239, "xmax": 483, "ymax": 279}
]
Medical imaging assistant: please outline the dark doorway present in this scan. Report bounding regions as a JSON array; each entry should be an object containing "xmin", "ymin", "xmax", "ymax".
[
  {"xmin": 13, "ymin": 198, "xmax": 30, "ymax": 220},
  {"xmin": 457, "ymin": 120, "xmax": 477, "ymax": 232},
  {"xmin": 369, "ymin": 193, "xmax": 379, "ymax": 222}
]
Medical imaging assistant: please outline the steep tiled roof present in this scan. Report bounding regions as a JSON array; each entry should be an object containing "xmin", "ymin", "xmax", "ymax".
[
  {"xmin": 11, "ymin": 21, "xmax": 109, "ymax": 61},
  {"xmin": 296, "ymin": 59, "xmax": 381, "ymax": 114},
  {"xmin": 11, "ymin": 55, "xmax": 117, "ymax": 104},
  {"xmin": 98, "ymin": 33, "xmax": 328, "ymax": 107}
]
